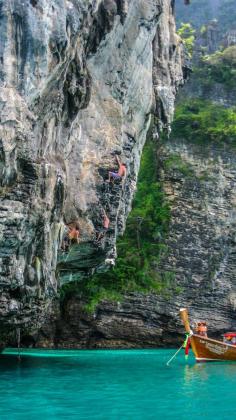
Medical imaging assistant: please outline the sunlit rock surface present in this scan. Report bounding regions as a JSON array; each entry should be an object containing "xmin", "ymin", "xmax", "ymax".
[
  {"xmin": 34, "ymin": 138, "xmax": 236, "ymax": 350},
  {"xmin": 0, "ymin": 0, "xmax": 184, "ymax": 342},
  {"xmin": 34, "ymin": 8, "xmax": 236, "ymax": 349}
]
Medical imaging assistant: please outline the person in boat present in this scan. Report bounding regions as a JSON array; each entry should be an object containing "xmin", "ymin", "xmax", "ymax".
[
  {"xmin": 107, "ymin": 155, "xmax": 127, "ymax": 183},
  {"xmin": 196, "ymin": 321, "xmax": 207, "ymax": 337},
  {"xmin": 223, "ymin": 333, "xmax": 236, "ymax": 345},
  {"xmin": 96, "ymin": 210, "xmax": 110, "ymax": 242}
]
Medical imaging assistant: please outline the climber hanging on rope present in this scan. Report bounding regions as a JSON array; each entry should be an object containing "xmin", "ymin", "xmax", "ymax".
[
  {"xmin": 96, "ymin": 210, "xmax": 110, "ymax": 242},
  {"xmin": 61, "ymin": 222, "xmax": 80, "ymax": 251},
  {"xmin": 68, "ymin": 222, "xmax": 80, "ymax": 244},
  {"xmin": 107, "ymin": 155, "xmax": 127, "ymax": 183}
]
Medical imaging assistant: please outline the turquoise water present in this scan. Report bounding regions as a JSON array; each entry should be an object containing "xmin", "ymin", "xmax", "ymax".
[{"xmin": 0, "ymin": 349, "xmax": 235, "ymax": 420}]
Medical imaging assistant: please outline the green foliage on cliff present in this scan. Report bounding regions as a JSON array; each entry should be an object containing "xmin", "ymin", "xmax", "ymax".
[
  {"xmin": 174, "ymin": 16, "xmax": 236, "ymax": 145},
  {"xmin": 163, "ymin": 154, "xmax": 195, "ymax": 178},
  {"xmin": 61, "ymin": 140, "xmax": 171, "ymax": 311},
  {"xmin": 196, "ymin": 46, "xmax": 236, "ymax": 89},
  {"xmin": 177, "ymin": 23, "xmax": 196, "ymax": 57},
  {"xmin": 172, "ymin": 99, "xmax": 236, "ymax": 143}
]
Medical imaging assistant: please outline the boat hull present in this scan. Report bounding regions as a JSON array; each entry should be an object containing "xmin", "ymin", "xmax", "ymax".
[{"xmin": 190, "ymin": 334, "xmax": 236, "ymax": 362}]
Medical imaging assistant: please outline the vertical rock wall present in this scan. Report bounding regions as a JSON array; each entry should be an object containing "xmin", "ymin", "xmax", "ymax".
[
  {"xmin": 33, "ymin": 7, "xmax": 236, "ymax": 349},
  {"xmin": 37, "ymin": 138, "xmax": 236, "ymax": 350},
  {"xmin": 0, "ymin": 0, "xmax": 184, "ymax": 341}
]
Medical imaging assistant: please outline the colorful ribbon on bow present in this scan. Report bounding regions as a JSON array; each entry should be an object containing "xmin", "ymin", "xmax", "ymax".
[{"xmin": 183, "ymin": 333, "xmax": 191, "ymax": 359}]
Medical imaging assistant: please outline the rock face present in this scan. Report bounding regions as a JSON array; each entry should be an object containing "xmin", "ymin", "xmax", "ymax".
[
  {"xmin": 34, "ymin": 295, "xmax": 181, "ymax": 348},
  {"xmin": 185, "ymin": 21, "xmax": 236, "ymax": 107},
  {"xmin": 33, "ymin": 9, "xmax": 236, "ymax": 350},
  {"xmin": 35, "ymin": 136, "xmax": 236, "ymax": 350},
  {"xmin": 0, "ymin": 0, "xmax": 184, "ymax": 343},
  {"xmin": 49, "ymin": 138, "xmax": 236, "ymax": 346}
]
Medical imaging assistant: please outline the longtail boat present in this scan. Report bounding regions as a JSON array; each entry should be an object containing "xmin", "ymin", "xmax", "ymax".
[{"xmin": 180, "ymin": 308, "xmax": 236, "ymax": 362}]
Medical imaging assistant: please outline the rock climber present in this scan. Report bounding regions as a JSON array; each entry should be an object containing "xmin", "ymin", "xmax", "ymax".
[
  {"xmin": 107, "ymin": 155, "xmax": 127, "ymax": 182},
  {"xmin": 61, "ymin": 222, "xmax": 80, "ymax": 250},
  {"xmin": 68, "ymin": 223, "xmax": 80, "ymax": 244},
  {"xmin": 96, "ymin": 210, "xmax": 110, "ymax": 242},
  {"xmin": 184, "ymin": 0, "xmax": 190, "ymax": 4}
]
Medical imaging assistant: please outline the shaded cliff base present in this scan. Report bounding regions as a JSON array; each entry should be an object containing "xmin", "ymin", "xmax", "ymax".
[{"xmin": 13, "ymin": 289, "xmax": 236, "ymax": 350}]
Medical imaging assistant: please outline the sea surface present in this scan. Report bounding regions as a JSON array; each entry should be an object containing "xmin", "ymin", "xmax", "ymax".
[{"xmin": 0, "ymin": 348, "xmax": 235, "ymax": 419}]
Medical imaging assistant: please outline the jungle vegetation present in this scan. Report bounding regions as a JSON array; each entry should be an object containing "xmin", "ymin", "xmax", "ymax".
[{"xmin": 172, "ymin": 99, "xmax": 236, "ymax": 144}]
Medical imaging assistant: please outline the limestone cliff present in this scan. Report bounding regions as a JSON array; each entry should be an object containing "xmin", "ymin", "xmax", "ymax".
[
  {"xmin": 0, "ymin": 0, "xmax": 184, "ymax": 343},
  {"xmin": 34, "ymin": 137, "xmax": 236, "ymax": 349},
  {"xmin": 32, "ymin": 5, "xmax": 236, "ymax": 350}
]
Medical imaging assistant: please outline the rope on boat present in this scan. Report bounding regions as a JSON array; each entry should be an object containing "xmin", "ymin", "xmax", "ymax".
[
  {"xmin": 166, "ymin": 333, "xmax": 191, "ymax": 366},
  {"xmin": 166, "ymin": 343, "xmax": 184, "ymax": 366},
  {"xmin": 16, "ymin": 328, "xmax": 21, "ymax": 362}
]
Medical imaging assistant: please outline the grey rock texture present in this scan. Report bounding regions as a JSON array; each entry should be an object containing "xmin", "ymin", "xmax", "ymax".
[
  {"xmin": 156, "ymin": 139, "xmax": 236, "ymax": 336},
  {"xmin": 31, "ymin": 295, "xmax": 180, "ymax": 348},
  {"xmin": 33, "ymin": 11, "xmax": 236, "ymax": 350},
  {"xmin": 34, "ymin": 138, "xmax": 236, "ymax": 349},
  {"xmin": 0, "ymin": 0, "xmax": 184, "ymax": 341}
]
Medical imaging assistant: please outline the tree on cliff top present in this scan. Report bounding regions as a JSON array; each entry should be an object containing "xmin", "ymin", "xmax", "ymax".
[{"xmin": 178, "ymin": 23, "xmax": 196, "ymax": 57}]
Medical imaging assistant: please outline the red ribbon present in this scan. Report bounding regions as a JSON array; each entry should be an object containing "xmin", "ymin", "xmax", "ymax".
[{"xmin": 185, "ymin": 337, "xmax": 191, "ymax": 356}]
